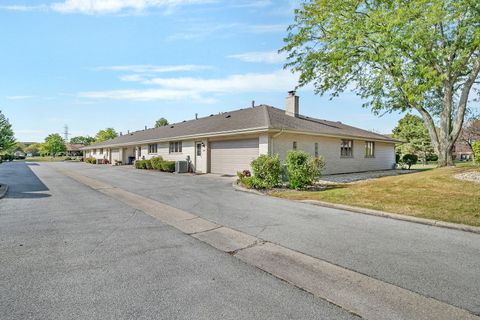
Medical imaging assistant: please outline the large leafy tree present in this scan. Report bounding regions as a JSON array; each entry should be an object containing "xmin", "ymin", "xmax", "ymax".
[
  {"xmin": 393, "ymin": 114, "xmax": 434, "ymax": 163},
  {"xmin": 282, "ymin": 0, "xmax": 480, "ymax": 166},
  {"xmin": 43, "ymin": 134, "xmax": 66, "ymax": 157},
  {"xmin": 0, "ymin": 110, "xmax": 16, "ymax": 154},
  {"xmin": 70, "ymin": 135, "xmax": 95, "ymax": 145},
  {"xmin": 154, "ymin": 117, "xmax": 169, "ymax": 128},
  {"xmin": 95, "ymin": 128, "xmax": 118, "ymax": 142}
]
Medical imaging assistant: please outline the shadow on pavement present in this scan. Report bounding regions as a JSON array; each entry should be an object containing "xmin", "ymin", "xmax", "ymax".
[{"xmin": 0, "ymin": 162, "xmax": 51, "ymax": 199}]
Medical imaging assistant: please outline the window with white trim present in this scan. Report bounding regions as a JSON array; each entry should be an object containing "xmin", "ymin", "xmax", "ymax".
[
  {"xmin": 148, "ymin": 144, "xmax": 158, "ymax": 154},
  {"xmin": 340, "ymin": 139, "xmax": 353, "ymax": 157},
  {"xmin": 314, "ymin": 143, "xmax": 319, "ymax": 158},
  {"xmin": 169, "ymin": 141, "xmax": 182, "ymax": 153},
  {"xmin": 293, "ymin": 141, "xmax": 297, "ymax": 150},
  {"xmin": 99, "ymin": 148, "xmax": 103, "ymax": 155},
  {"xmin": 365, "ymin": 141, "xmax": 375, "ymax": 158}
]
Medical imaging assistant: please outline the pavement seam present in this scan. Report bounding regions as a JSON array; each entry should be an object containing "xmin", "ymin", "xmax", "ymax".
[{"xmin": 56, "ymin": 167, "xmax": 480, "ymax": 320}]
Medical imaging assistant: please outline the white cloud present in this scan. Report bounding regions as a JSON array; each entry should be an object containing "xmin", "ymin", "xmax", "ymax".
[
  {"xmin": 6, "ymin": 95, "xmax": 35, "ymax": 100},
  {"xmin": 79, "ymin": 69, "xmax": 300, "ymax": 101},
  {"xmin": 96, "ymin": 64, "xmax": 210, "ymax": 73},
  {"xmin": 1, "ymin": 0, "xmax": 214, "ymax": 15},
  {"xmin": 228, "ymin": 51, "xmax": 286, "ymax": 64},
  {"xmin": 79, "ymin": 88, "xmax": 200, "ymax": 101}
]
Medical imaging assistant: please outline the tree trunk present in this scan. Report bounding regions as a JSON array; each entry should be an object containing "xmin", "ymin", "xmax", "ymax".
[{"xmin": 436, "ymin": 143, "xmax": 455, "ymax": 167}]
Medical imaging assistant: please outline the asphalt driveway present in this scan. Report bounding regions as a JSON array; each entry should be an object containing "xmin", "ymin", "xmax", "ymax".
[
  {"xmin": 48, "ymin": 161, "xmax": 480, "ymax": 315},
  {"xmin": 0, "ymin": 162, "xmax": 356, "ymax": 320}
]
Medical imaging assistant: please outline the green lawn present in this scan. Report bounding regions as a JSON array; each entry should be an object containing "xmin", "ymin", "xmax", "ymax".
[{"xmin": 271, "ymin": 164, "xmax": 480, "ymax": 227}]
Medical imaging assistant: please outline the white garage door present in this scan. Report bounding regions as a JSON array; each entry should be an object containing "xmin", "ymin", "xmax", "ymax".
[
  {"xmin": 111, "ymin": 148, "xmax": 120, "ymax": 163},
  {"xmin": 210, "ymin": 139, "xmax": 259, "ymax": 175}
]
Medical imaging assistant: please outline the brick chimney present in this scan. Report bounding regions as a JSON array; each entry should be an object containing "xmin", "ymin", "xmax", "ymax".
[{"xmin": 285, "ymin": 90, "xmax": 299, "ymax": 117}]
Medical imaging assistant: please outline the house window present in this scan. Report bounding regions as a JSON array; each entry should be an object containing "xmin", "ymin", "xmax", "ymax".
[
  {"xmin": 93, "ymin": 149, "xmax": 96, "ymax": 154},
  {"xmin": 340, "ymin": 139, "xmax": 353, "ymax": 157},
  {"xmin": 99, "ymin": 148, "xmax": 103, "ymax": 155},
  {"xmin": 293, "ymin": 141, "xmax": 297, "ymax": 150},
  {"xmin": 169, "ymin": 141, "xmax": 182, "ymax": 153},
  {"xmin": 365, "ymin": 141, "xmax": 375, "ymax": 158},
  {"xmin": 314, "ymin": 143, "xmax": 319, "ymax": 158},
  {"xmin": 148, "ymin": 144, "xmax": 158, "ymax": 154},
  {"xmin": 196, "ymin": 143, "xmax": 202, "ymax": 156}
]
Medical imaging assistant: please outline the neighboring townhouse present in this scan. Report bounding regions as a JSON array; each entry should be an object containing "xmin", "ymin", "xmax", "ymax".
[{"xmin": 82, "ymin": 92, "xmax": 399, "ymax": 175}]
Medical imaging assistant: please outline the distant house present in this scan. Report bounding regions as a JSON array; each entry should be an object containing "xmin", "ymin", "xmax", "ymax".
[
  {"xmin": 66, "ymin": 143, "xmax": 84, "ymax": 157},
  {"xmin": 82, "ymin": 92, "xmax": 399, "ymax": 175},
  {"xmin": 14, "ymin": 150, "xmax": 26, "ymax": 159}
]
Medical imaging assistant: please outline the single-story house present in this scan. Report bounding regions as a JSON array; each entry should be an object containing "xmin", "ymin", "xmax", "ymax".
[
  {"xmin": 82, "ymin": 92, "xmax": 399, "ymax": 175},
  {"xmin": 65, "ymin": 143, "xmax": 84, "ymax": 157}
]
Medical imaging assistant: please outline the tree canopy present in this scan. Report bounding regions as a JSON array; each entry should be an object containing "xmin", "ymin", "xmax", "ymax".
[
  {"xmin": 393, "ymin": 113, "xmax": 434, "ymax": 162},
  {"xmin": 282, "ymin": 0, "xmax": 480, "ymax": 166},
  {"xmin": 0, "ymin": 111, "xmax": 16, "ymax": 154},
  {"xmin": 70, "ymin": 136, "xmax": 95, "ymax": 145},
  {"xmin": 43, "ymin": 134, "xmax": 66, "ymax": 156},
  {"xmin": 155, "ymin": 118, "xmax": 169, "ymax": 128},
  {"xmin": 95, "ymin": 128, "xmax": 118, "ymax": 142}
]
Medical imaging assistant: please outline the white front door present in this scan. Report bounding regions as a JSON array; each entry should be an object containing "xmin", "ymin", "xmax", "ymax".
[{"xmin": 194, "ymin": 141, "xmax": 205, "ymax": 173}]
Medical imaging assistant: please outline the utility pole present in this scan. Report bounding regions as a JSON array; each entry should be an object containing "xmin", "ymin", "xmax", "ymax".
[{"xmin": 63, "ymin": 125, "xmax": 69, "ymax": 142}]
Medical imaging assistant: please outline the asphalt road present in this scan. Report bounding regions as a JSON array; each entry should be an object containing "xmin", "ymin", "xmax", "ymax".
[
  {"xmin": 0, "ymin": 162, "xmax": 357, "ymax": 320},
  {"xmin": 48, "ymin": 161, "xmax": 480, "ymax": 315}
]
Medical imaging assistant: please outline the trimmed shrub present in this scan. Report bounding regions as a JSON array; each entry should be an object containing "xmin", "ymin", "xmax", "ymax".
[
  {"xmin": 402, "ymin": 154, "xmax": 418, "ymax": 169},
  {"xmin": 248, "ymin": 154, "xmax": 282, "ymax": 189},
  {"xmin": 134, "ymin": 160, "xmax": 146, "ymax": 169},
  {"xmin": 150, "ymin": 156, "xmax": 164, "ymax": 170},
  {"xmin": 85, "ymin": 157, "xmax": 96, "ymax": 164},
  {"xmin": 144, "ymin": 159, "xmax": 152, "ymax": 170},
  {"xmin": 285, "ymin": 151, "xmax": 324, "ymax": 190},
  {"xmin": 161, "ymin": 161, "xmax": 176, "ymax": 172},
  {"xmin": 472, "ymin": 141, "xmax": 480, "ymax": 165}
]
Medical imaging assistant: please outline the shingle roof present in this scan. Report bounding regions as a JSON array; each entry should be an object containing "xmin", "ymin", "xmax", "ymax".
[{"xmin": 83, "ymin": 105, "xmax": 398, "ymax": 149}]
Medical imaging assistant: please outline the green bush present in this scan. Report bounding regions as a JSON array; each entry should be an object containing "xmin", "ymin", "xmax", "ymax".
[
  {"xmin": 85, "ymin": 157, "xmax": 96, "ymax": 164},
  {"xmin": 135, "ymin": 160, "xmax": 146, "ymax": 169},
  {"xmin": 161, "ymin": 161, "xmax": 176, "ymax": 172},
  {"xmin": 402, "ymin": 154, "xmax": 418, "ymax": 169},
  {"xmin": 285, "ymin": 151, "xmax": 324, "ymax": 189},
  {"xmin": 150, "ymin": 156, "xmax": 164, "ymax": 170},
  {"xmin": 472, "ymin": 141, "xmax": 480, "ymax": 165},
  {"xmin": 144, "ymin": 159, "xmax": 152, "ymax": 169},
  {"xmin": 248, "ymin": 154, "xmax": 282, "ymax": 189},
  {"xmin": 239, "ymin": 176, "xmax": 265, "ymax": 189}
]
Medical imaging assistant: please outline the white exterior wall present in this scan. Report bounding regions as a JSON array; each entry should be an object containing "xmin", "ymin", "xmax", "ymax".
[
  {"xmin": 258, "ymin": 134, "xmax": 270, "ymax": 155},
  {"xmin": 271, "ymin": 133, "xmax": 395, "ymax": 175}
]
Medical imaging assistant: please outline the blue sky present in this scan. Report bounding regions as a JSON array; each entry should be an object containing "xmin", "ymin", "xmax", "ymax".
[{"xmin": 0, "ymin": 0, "xmax": 409, "ymax": 142}]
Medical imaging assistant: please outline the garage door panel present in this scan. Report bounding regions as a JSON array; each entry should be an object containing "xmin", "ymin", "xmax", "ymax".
[{"xmin": 210, "ymin": 139, "xmax": 259, "ymax": 174}]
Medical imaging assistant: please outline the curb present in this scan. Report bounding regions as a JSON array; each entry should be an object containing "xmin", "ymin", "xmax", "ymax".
[
  {"xmin": 0, "ymin": 184, "xmax": 9, "ymax": 199},
  {"xmin": 232, "ymin": 181, "xmax": 480, "ymax": 235}
]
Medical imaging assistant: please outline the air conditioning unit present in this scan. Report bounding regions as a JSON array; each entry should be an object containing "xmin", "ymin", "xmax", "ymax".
[{"xmin": 175, "ymin": 161, "xmax": 188, "ymax": 173}]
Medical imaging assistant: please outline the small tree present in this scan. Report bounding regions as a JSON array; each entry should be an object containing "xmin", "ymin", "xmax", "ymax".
[
  {"xmin": 43, "ymin": 134, "xmax": 66, "ymax": 157},
  {"xmin": 393, "ymin": 114, "xmax": 434, "ymax": 164},
  {"xmin": 155, "ymin": 118, "xmax": 169, "ymax": 128},
  {"xmin": 95, "ymin": 128, "xmax": 118, "ymax": 142},
  {"xmin": 286, "ymin": 151, "xmax": 324, "ymax": 189},
  {"xmin": 0, "ymin": 110, "xmax": 16, "ymax": 155},
  {"xmin": 402, "ymin": 154, "xmax": 418, "ymax": 170}
]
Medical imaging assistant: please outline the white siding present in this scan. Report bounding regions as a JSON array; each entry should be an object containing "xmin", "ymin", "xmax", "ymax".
[{"xmin": 272, "ymin": 133, "xmax": 395, "ymax": 175}]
